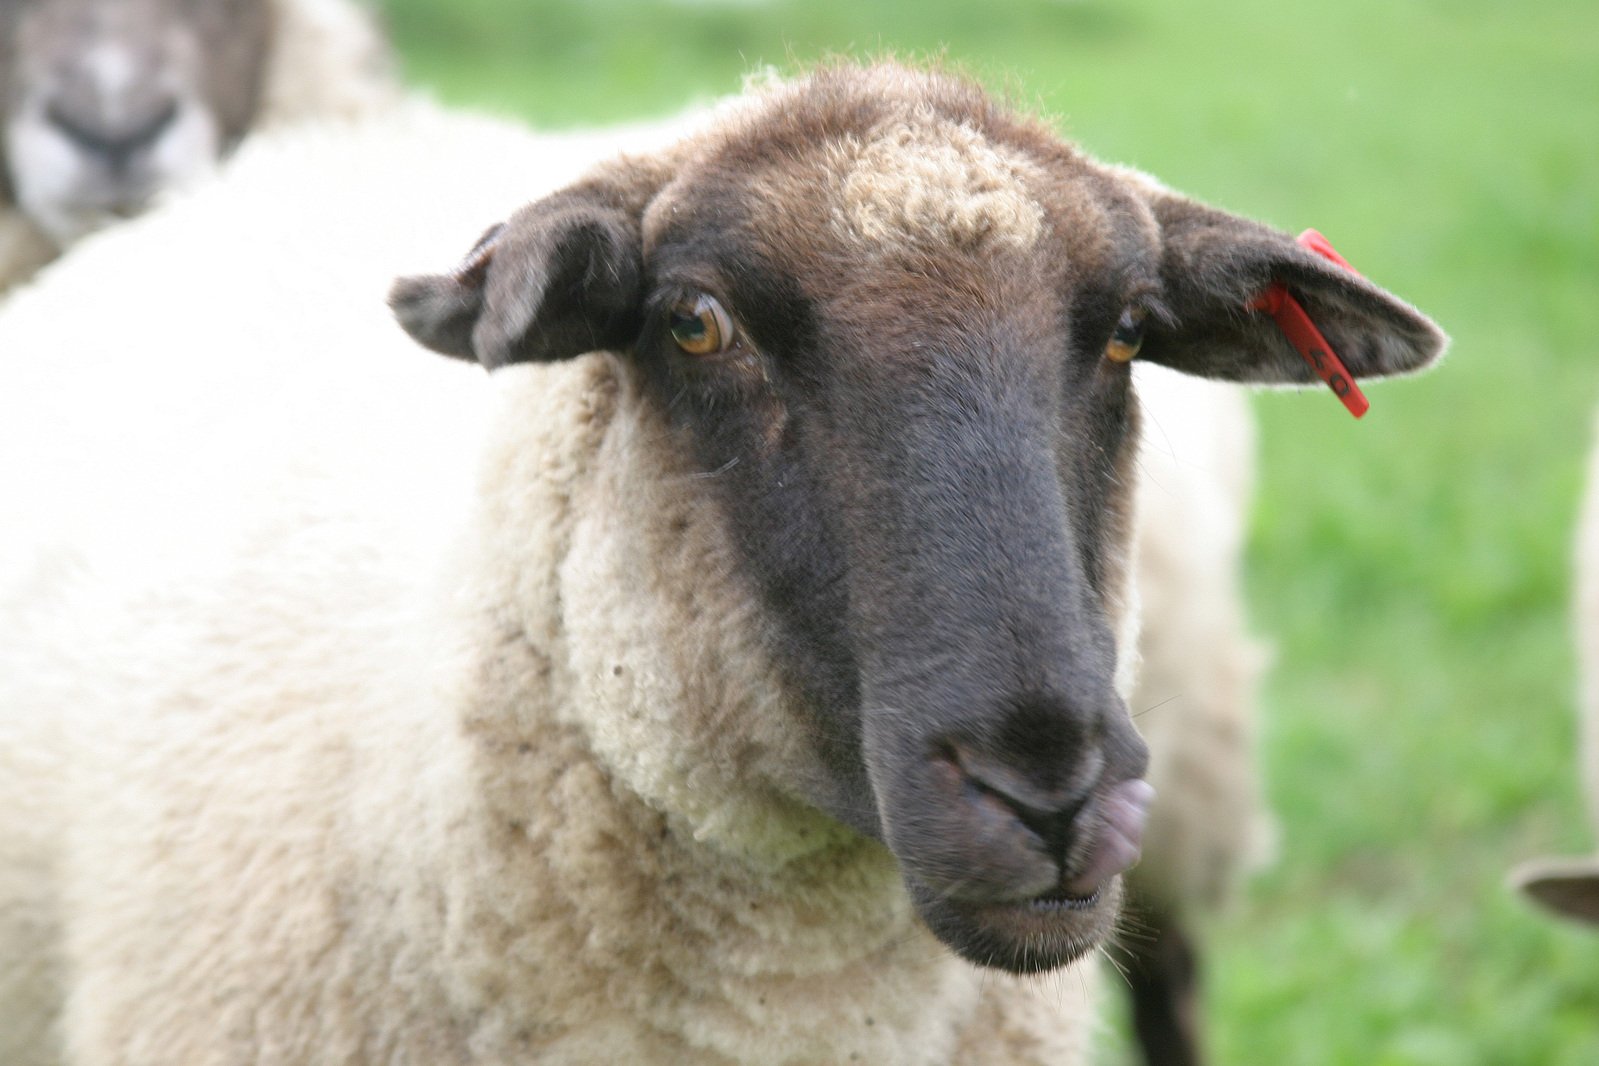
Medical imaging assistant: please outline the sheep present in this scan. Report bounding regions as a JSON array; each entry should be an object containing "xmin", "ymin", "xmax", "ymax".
[
  {"xmin": 4, "ymin": 25, "xmax": 1260, "ymax": 1055},
  {"xmin": 1509, "ymin": 423, "xmax": 1599, "ymax": 926},
  {"xmin": 0, "ymin": 63, "xmax": 1446, "ymax": 1065},
  {"xmin": 0, "ymin": 0, "xmax": 397, "ymax": 292}
]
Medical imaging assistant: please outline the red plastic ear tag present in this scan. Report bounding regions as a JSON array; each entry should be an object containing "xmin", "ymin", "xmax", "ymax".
[{"xmin": 1248, "ymin": 230, "xmax": 1369, "ymax": 419}]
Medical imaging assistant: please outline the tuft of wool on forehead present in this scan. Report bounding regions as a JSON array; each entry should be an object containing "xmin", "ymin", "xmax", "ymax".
[{"xmin": 826, "ymin": 112, "xmax": 1046, "ymax": 254}]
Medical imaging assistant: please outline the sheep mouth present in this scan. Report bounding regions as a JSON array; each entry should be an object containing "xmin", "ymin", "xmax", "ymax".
[
  {"xmin": 1028, "ymin": 884, "xmax": 1102, "ymax": 911},
  {"xmin": 908, "ymin": 874, "xmax": 1123, "ymax": 974},
  {"xmin": 887, "ymin": 776, "xmax": 1153, "ymax": 974}
]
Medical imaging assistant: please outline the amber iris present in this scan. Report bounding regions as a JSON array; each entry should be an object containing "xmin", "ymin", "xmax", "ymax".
[
  {"xmin": 669, "ymin": 295, "xmax": 735, "ymax": 356},
  {"xmin": 1105, "ymin": 307, "xmax": 1146, "ymax": 364}
]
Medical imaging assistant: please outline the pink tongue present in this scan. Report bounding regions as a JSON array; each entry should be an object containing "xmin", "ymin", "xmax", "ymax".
[{"xmin": 1063, "ymin": 779, "xmax": 1154, "ymax": 897}]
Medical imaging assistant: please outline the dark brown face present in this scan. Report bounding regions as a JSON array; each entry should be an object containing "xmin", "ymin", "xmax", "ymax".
[
  {"xmin": 1, "ymin": 0, "xmax": 271, "ymax": 243},
  {"xmin": 391, "ymin": 64, "xmax": 1447, "ymax": 975},
  {"xmin": 627, "ymin": 119, "xmax": 1165, "ymax": 969}
]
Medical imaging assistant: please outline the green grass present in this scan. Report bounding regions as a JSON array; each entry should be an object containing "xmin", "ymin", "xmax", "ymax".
[{"xmin": 376, "ymin": 0, "xmax": 1599, "ymax": 1059}]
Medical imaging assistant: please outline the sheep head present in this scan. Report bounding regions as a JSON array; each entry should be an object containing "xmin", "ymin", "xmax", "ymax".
[
  {"xmin": 0, "ymin": 0, "xmax": 272, "ymax": 244},
  {"xmin": 392, "ymin": 64, "xmax": 1445, "ymax": 975}
]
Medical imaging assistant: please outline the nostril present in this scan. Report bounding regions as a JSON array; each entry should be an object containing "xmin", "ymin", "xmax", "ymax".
[
  {"xmin": 947, "ymin": 737, "xmax": 1103, "ymax": 821},
  {"xmin": 45, "ymin": 98, "xmax": 180, "ymax": 170},
  {"xmin": 1005, "ymin": 796, "xmax": 1083, "ymax": 867},
  {"xmin": 944, "ymin": 738, "xmax": 1154, "ymax": 897},
  {"xmin": 947, "ymin": 739, "xmax": 1097, "ymax": 862}
]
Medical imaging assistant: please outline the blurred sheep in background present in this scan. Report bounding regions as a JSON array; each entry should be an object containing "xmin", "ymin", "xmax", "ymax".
[
  {"xmin": 1511, "ymin": 426, "xmax": 1599, "ymax": 927},
  {"xmin": 0, "ymin": 0, "xmax": 397, "ymax": 291}
]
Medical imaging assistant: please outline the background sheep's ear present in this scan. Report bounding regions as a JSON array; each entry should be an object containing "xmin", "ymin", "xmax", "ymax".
[
  {"xmin": 1510, "ymin": 857, "xmax": 1599, "ymax": 926},
  {"xmin": 1136, "ymin": 190, "xmax": 1447, "ymax": 386},
  {"xmin": 389, "ymin": 185, "xmax": 647, "ymax": 370}
]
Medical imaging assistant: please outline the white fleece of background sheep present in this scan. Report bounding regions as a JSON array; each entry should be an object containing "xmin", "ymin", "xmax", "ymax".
[
  {"xmin": 1129, "ymin": 365, "xmax": 1276, "ymax": 913},
  {"xmin": 1576, "ymin": 432, "xmax": 1599, "ymax": 832},
  {"xmin": 1507, "ymin": 421, "xmax": 1599, "ymax": 919},
  {"xmin": 0, "ymin": 102, "xmax": 1100, "ymax": 1065},
  {"xmin": 257, "ymin": 0, "xmax": 399, "ymax": 126}
]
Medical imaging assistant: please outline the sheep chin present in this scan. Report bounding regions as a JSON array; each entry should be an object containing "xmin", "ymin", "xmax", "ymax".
[
  {"xmin": 894, "ymin": 777, "xmax": 1153, "ymax": 974},
  {"xmin": 908, "ymin": 873, "xmax": 1125, "ymax": 975}
]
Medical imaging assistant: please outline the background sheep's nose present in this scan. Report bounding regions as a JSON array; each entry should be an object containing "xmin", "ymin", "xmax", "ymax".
[{"xmin": 45, "ymin": 96, "xmax": 180, "ymax": 174}]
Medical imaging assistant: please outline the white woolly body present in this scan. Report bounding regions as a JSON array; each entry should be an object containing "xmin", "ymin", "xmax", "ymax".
[
  {"xmin": 1507, "ymin": 420, "xmax": 1599, "ymax": 920},
  {"xmin": 0, "ymin": 0, "xmax": 399, "ymax": 293},
  {"xmin": 1578, "ymin": 438, "xmax": 1599, "ymax": 834},
  {"xmin": 0, "ymin": 102, "xmax": 1098, "ymax": 1066},
  {"xmin": 1128, "ymin": 365, "xmax": 1273, "ymax": 914}
]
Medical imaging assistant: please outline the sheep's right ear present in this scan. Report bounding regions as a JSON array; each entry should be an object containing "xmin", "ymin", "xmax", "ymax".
[{"xmin": 389, "ymin": 185, "xmax": 648, "ymax": 370}]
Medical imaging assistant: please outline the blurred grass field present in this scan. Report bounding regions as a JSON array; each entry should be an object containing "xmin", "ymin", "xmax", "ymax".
[{"xmin": 376, "ymin": 0, "xmax": 1599, "ymax": 1061}]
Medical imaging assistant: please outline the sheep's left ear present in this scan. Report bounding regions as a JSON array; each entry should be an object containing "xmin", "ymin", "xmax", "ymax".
[
  {"xmin": 1135, "ymin": 189, "xmax": 1447, "ymax": 385},
  {"xmin": 389, "ymin": 176, "xmax": 654, "ymax": 370}
]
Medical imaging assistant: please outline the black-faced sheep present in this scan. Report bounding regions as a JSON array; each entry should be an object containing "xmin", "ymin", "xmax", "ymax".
[
  {"xmin": 0, "ymin": 0, "xmax": 396, "ymax": 291},
  {"xmin": 0, "ymin": 64, "xmax": 1445, "ymax": 1065}
]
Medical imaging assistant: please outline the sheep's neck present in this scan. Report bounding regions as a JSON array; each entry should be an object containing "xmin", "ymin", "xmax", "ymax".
[
  {"xmin": 420, "ymin": 357, "xmax": 1095, "ymax": 1062},
  {"xmin": 437, "ymin": 687, "xmax": 978, "ymax": 1062}
]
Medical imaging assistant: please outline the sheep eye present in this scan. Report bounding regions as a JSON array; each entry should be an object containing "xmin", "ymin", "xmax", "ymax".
[
  {"xmin": 1104, "ymin": 307, "xmax": 1146, "ymax": 364},
  {"xmin": 668, "ymin": 295, "xmax": 735, "ymax": 357}
]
